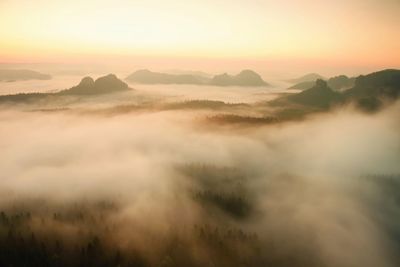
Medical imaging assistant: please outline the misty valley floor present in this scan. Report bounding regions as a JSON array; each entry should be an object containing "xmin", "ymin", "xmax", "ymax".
[{"xmin": 0, "ymin": 83, "xmax": 400, "ymax": 267}]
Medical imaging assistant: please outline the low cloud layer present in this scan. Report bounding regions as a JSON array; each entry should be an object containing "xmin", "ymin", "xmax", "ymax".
[{"xmin": 0, "ymin": 98, "xmax": 399, "ymax": 266}]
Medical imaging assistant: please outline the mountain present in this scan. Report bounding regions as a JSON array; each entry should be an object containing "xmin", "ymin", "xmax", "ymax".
[
  {"xmin": 0, "ymin": 69, "xmax": 51, "ymax": 81},
  {"xmin": 126, "ymin": 69, "xmax": 269, "ymax": 87},
  {"xmin": 125, "ymin": 69, "xmax": 206, "ymax": 85},
  {"xmin": 287, "ymin": 73, "xmax": 325, "ymax": 84},
  {"xmin": 288, "ymin": 80, "xmax": 316, "ymax": 90},
  {"xmin": 278, "ymin": 69, "xmax": 400, "ymax": 112},
  {"xmin": 344, "ymin": 69, "xmax": 400, "ymax": 111},
  {"xmin": 209, "ymin": 73, "xmax": 232, "ymax": 86},
  {"xmin": 289, "ymin": 75, "xmax": 355, "ymax": 91},
  {"xmin": 287, "ymin": 79, "xmax": 342, "ymax": 108},
  {"xmin": 344, "ymin": 69, "xmax": 400, "ymax": 99},
  {"xmin": 164, "ymin": 69, "xmax": 212, "ymax": 78},
  {"xmin": 328, "ymin": 75, "xmax": 356, "ymax": 91},
  {"xmin": 0, "ymin": 74, "xmax": 130, "ymax": 103},
  {"xmin": 60, "ymin": 74, "xmax": 130, "ymax": 95},
  {"xmin": 209, "ymin": 70, "xmax": 269, "ymax": 87}
]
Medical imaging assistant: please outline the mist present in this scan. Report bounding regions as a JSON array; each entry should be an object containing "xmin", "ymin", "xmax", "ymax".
[{"xmin": 0, "ymin": 84, "xmax": 399, "ymax": 266}]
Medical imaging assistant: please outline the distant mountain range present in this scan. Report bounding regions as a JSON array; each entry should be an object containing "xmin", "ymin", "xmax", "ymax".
[
  {"xmin": 1, "ymin": 69, "xmax": 399, "ymax": 115},
  {"xmin": 277, "ymin": 69, "xmax": 400, "ymax": 112},
  {"xmin": 126, "ymin": 69, "xmax": 269, "ymax": 87},
  {"xmin": 0, "ymin": 69, "xmax": 51, "ymax": 82},
  {"xmin": 164, "ymin": 70, "xmax": 212, "ymax": 78},
  {"xmin": 289, "ymin": 75, "xmax": 356, "ymax": 91},
  {"xmin": 59, "ymin": 74, "xmax": 130, "ymax": 95},
  {"xmin": 0, "ymin": 74, "xmax": 130, "ymax": 102},
  {"xmin": 286, "ymin": 73, "xmax": 325, "ymax": 84},
  {"xmin": 286, "ymin": 79, "xmax": 343, "ymax": 109},
  {"xmin": 209, "ymin": 70, "xmax": 269, "ymax": 86},
  {"xmin": 125, "ymin": 69, "xmax": 208, "ymax": 85}
]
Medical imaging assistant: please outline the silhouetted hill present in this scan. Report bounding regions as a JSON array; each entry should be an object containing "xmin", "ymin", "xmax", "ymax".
[
  {"xmin": 288, "ymin": 81, "xmax": 315, "ymax": 90},
  {"xmin": 125, "ymin": 69, "xmax": 206, "ymax": 85},
  {"xmin": 165, "ymin": 69, "xmax": 212, "ymax": 78},
  {"xmin": 0, "ymin": 92, "xmax": 50, "ymax": 103},
  {"xmin": 328, "ymin": 75, "xmax": 356, "ymax": 91},
  {"xmin": 344, "ymin": 69, "xmax": 400, "ymax": 111},
  {"xmin": 60, "ymin": 74, "xmax": 130, "ymax": 95},
  {"xmin": 287, "ymin": 73, "xmax": 325, "ymax": 84},
  {"xmin": 126, "ymin": 69, "xmax": 268, "ymax": 87},
  {"xmin": 289, "ymin": 75, "xmax": 355, "ymax": 91},
  {"xmin": 277, "ymin": 69, "xmax": 400, "ymax": 112},
  {"xmin": 345, "ymin": 69, "xmax": 400, "ymax": 99},
  {"xmin": 0, "ymin": 69, "xmax": 51, "ymax": 81},
  {"xmin": 0, "ymin": 74, "xmax": 130, "ymax": 103},
  {"xmin": 209, "ymin": 70, "xmax": 269, "ymax": 86},
  {"xmin": 286, "ymin": 79, "xmax": 343, "ymax": 108}
]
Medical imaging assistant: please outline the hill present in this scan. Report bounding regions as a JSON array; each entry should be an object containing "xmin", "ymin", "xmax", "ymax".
[
  {"xmin": 345, "ymin": 69, "xmax": 400, "ymax": 99},
  {"xmin": 287, "ymin": 73, "xmax": 325, "ymax": 84},
  {"xmin": 287, "ymin": 79, "xmax": 343, "ymax": 109},
  {"xmin": 126, "ymin": 69, "xmax": 269, "ymax": 87},
  {"xmin": 0, "ymin": 69, "xmax": 51, "ymax": 81},
  {"xmin": 209, "ymin": 70, "xmax": 269, "ymax": 87},
  {"xmin": 275, "ymin": 69, "xmax": 400, "ymax": 113},
  {"xmin": 289, "ymin": 75, "xmax": 355, "ymax": 91},
  {"xmin": 125, "ymin": 69, "xmax": 206, "ymax": 85},
  {"xmin": 59, "ymin": 74, "xmax": 130, "ymax": 95},
  {"xmin": 0, "ymin": 74, "xmax": 130, "ymax": 103},
  {"xmin": 344, "ymin": 69, "xmax": 400, "ymax": 111}
]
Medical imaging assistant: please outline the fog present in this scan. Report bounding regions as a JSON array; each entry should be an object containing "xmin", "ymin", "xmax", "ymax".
[{"xmin": 0, "ymin": 79, "xmax": 399, "ymax": 267}]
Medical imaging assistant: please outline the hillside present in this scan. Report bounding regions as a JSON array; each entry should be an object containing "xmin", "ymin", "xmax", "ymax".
[
  {"xmin": 0, "ymin": 69, "xmax": 51, "ymax": 81},
  {"xmin": 276, "ymin": 69, "xmax": 400, "ymax": 113},
  {"xmin": 59, "ymin": 74, "xmax": 130, "ymax": 95},
  {"xmin": 289, "ymin": 75, "xmax": 355, "ymax": 91},
  {"xmin": 125, "ymin": 69, "xmax": 206, "ymax": 85},
  {"xmin": 209, "ymin": 70, "xmax": 269, "ymax": 86},
  {"xmin": 287, "ymin": 79, "xmax": 343, "ymax": 108},
  {"xmin": 0, "ymin": 74, "xmax": 130, "ymax": 103},
  {"xmin": 126, "ymin": 69, "xmax": 269, "ymax": 87},
  {"xmin": 287, "ymin": 73, "xmax": 325, "ymax": 84},
  {"xmin": 345, "ymin": 69, "xmax": 400, "ymax": 99}
]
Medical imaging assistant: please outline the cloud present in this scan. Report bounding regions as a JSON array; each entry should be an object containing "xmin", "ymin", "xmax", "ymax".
[{"xmin": 0, "ymin": 99, "xmax": 399, "ymax": 266}]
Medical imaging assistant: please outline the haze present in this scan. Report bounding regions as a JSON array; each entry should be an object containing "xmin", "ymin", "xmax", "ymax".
[
  {"xmin": 1, "ymin": 0, "xmax": 400, "ymax": 75},
  {"xmin": 1, "ymin": 1, "xmax": 400, "ymax": 267}
]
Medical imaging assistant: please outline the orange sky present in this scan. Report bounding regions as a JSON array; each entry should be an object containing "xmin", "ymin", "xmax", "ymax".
[{"xmin": 0, "ymin": 0, "xmax": 399, "ymax": 72}]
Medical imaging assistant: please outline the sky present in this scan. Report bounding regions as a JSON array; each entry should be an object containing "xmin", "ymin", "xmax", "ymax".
[{"xmin": 0, "ymin": 0, "xmax": 399, "ymax": 74}]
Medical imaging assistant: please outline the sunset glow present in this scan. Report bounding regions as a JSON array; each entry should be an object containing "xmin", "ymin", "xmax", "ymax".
[{"xmin": 1, "ymin": 0, "xmax": 399, "ymax": 67}]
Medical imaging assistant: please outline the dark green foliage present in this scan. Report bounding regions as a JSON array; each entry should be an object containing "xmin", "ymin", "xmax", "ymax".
[
  {"xmin": 327, "ymin": 75, "xmax": 355, "ymax": 91},
  {"xmin": 0, "ymin": 204, "xmax": 265, "ymax": 267},
  {"xmin": 356, "ymin": 97, "xmax": 383, "ymax": 112},
  {"xmin": 288, "ymin": 75, "xmax": 355, "ymax": 91},
  {"xmin": 0, "ymin": 202, "xmax": 142, "ymax": 267},
  {"xmin": 287, "ymin": 79, "xmax": 343, "ymax": 109},
  {"xmin": 278, "ymin": 69, "xmax": 400, "ymax": 114},
  {"xmin": 345, "ymin": 69, "xmax": 400, "ymax": 99},
  {"xmin": 178, "ymin": 164, "xmax": 254, "ymax": 219},
  {"xmin": 194, "ymin": 191, "xmax": 252, "ymax": 219},
  {"xmin": 178, "ymin": 164, "xmax": 247, "ymax": 193}
]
